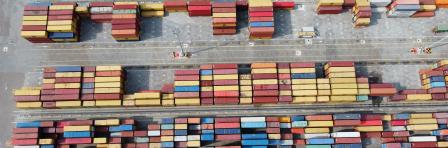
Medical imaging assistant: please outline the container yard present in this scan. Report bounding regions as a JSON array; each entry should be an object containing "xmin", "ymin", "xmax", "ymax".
[{"xmin": 3, "ymin": 0, "xmax": 448, "ymax": 147}]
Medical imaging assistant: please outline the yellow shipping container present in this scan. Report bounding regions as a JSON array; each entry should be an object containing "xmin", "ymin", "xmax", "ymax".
[
  {"xmin": 355, "ymin": 18, "xmax": 370, "ymax": 25},
  {"xmin": 318, "ymin": 90, "xmax": 332, "ymax": 96},
  {"xmin": 326, "ymin": 67, "xmax": 355, "ymax": 72},
  {"xmin": 95, "ymin": 77, "xmax": 122, "ymax": 82},
  {"xmin": 317, "ymin": 84, "xmax": 331, "ymax": 89},
  {"xmin": 213, "ymin": 13, "xmax": 237, "ymax": 18},
  {"xmin": 279, "ymin": 117, "xmax": 291, "ymax": 122},
  {"xmin": 318, "ymin": 0, "xmax": 344, "ymax": 5},
  {"xmin": 83, "ymin": 72, "xmax": 95, "ymax": 78},
  {"xmin": 114, "ymin": 2, "xmax": 139, "ymax": 5},
  {"xmin": 141, "ymin": 11, "xmax": 165, "ymax": 17},
  {"xmin": 292, "ymin": 90, "xmax": 318, "ymax": 96},
  {"xmin": 308, "ymin": 121, "xmax": 333, "ymax": 127},
  {"xmin": 75, "ymin": 7, "xmax": 88, "ymax": 13},
  {"xmin": 123, "ymin": 95, "xmax": 135, "ymax": 100},
  {"xmin": 317, "ymin": 96, "xmax": 330, "ymax": 102},
  {"xmin": 279, "ymin": 79, "xmax": 291, "ymax": 85},
  {"xmin": 292, "ymin": 79, "xmax": 316, "ymax": 84},
  {"xmin": 175, "ymin": 124, "xmax": 188, "ymax": 129},
  {"xmin": 317, "ymin": 78, "xmax": 330, "ymax": 84},
  {"xmin": 330, "ymin": 78, "xmax": 357, "ymax": 83},
  {"xmin": 175, "ymin": 81, "xmax": 200, "ymax": 86},
  {"xmin": 292, "ymin": 96, "xmax": 317, "ymax": 103},
  {"xmin": 240, "ymin": 80, "xmax": 252, "ymax": 85},
  {"xmin": 56, "ymin": 101, "xmax": 81, "ymax": 108},
  {"xmin": 331, "ymin": 89, "xmax": 358, "ymax": 95},
  {"xmin": 187, "ymin": 141, "xmax": 201, "ymax": 147},
  {"xmin": 213, "ymin": 74, "xmax": 238, "ymax": 80},
  {"xmin": 22, "ymin": 21, "xmax": 47, "ymax": 26},
  {"xmin": 408, "ymin": 119, "xmax": 437, "ymax": 124},
  {"xmin": 240, "ymin": 86, "xmax": 252, "ymax": 91},
  {"xmin": 94, "ymin": 88, "xmax": 122, "ymax": 94},
  {"xmin": 23, "ymin": 16, "xmax": 48, "ymax": 21},
  {"xmin": 96, "ymin": 66, "xmax": 122, "ymax": 71},
  {"xmin": 162, "ymin": 100, "xmax": 175, "ymax": 106},
  {"xmin": 411, "ymin": 113, "xmax": 433, "ymax": 119},
  {"xmin": 21, "ymin": 31, "xmax": 47, "ymax": 38},
  {"xmin": 249, "ymin": 1, "xmax": 273, "ymax": 7},
  {"xmin": 438, "ymin": 141, "xmax": 448, "ymax": 147},
  {"xmin": 55, "ymin": 72, "xmax": 82, "ymax": 77},
  {"xmin": 95, "ymin": 100, "xmax": 121, "ymax": 107},
  {"xmin": 135, "ymin": 99, "xmax": 161, "ymax": 106},
  {"xmin": 49, "ymin": 5, "xmax": 75, "ymax": 10},
  {"xmin": 358, "ymin": 89, "xmax": 370, "ymax": 95},
  {"xmin": 214, "ymin": 86, "xmax": 239, "ymax": 91},
  {"xmin": 292, "ymin": 84, "xmax": 317, "ymax": 90},
  {"xmin": 328, "ymin": 72, "xmax": 356, "ymax": 78},
  {"xmin": 82, "ymin": 101, "xmax": 95, "ymax": 107},
  {"xmin": 240, "ymin": 91, "xmax": 253, "ymax": 97},
  {"xmin": 175, "ymin": 98, "xmax": 200, "ymax": 105},
  {"xmin": 64, "ymin": 126, "xmax": 91, "ymax": 131},
  {"xmin": 383, "ymin": 115, "xmax": 392, "ymax": 121},
  {"xmin": 305, "ymin": 128, "xmax": 330, "ymax": 133},
  {"xmin": 162, "ymin": 94, "xmax": 174, "ymax": 100},
  {"xmin": 16, "ymin": 102, "xmax": 42, "ymax": 109},
  {"xmin": 356, "ymin": 126, "xmax": 383, "ymax": 132},
  {"xmin": 47, "ymin": 25, "xmax": 76, "ymax": 32},
  {"xmin": 268, "ymin": 134, "xmax": 281, "ymax": 139},
  {"xmin": 251, "ymin": 68, "xmax": 278, "ymax": 74},
  {"xmin": 14, "ymin": 89, "xmax": 40, "ymax": 96},
  {"xmin": 407, "ymin": 94, "xmax": 432, "ymax": 101},
  {"xmin": 161, "ymin": 136, "xmax": 174, "ymax": 141},
  {"xmin": 47, "ymin": 20, "xmax": 75, "ymax": 26},
  {"xmin": 149, "ymin": 143, "xmax": 161, "ymax": 148},
  {"xmin": 141, "ymin": 3, "xmax": 164, "ymax": 10},
  {"xmin": 39, "ymin": 139, "xmax": 54, "ymax": 145},
  {"xmin": 331, "ymin": 83, "xmax": 358, "ymax": 89},
  {"xmin": 278, "ymin": 69, "xmax": 291, "ymax": 74},
  {"xmin": 201, "ymin": 86, "xmax": 213, "ymax": 92},
  {"xmin": 240, "ymin": 74, "xmax": 252, "ymax": 80},
  {"xmin": 106, "ymin": 119, "xmax": 120, "ymax": 125},
  {"xmin": 251, "ymin": 63, "xmax": 277, "ymax": 68},
  {"xmin": 290, "ymin": 68, "xmax": 315, "ymax": 73},
  {"xmin": 240, "ymin": 97, "xmax": 253, "ymax": 104},
  {"xmin": 93, "ymin": 137, "xmax": 107, "ymax": 144},
  {"xmin": 253, "ymin": 79, "xmax": 278, "ymax": 85},
  {"xmin": 201, "ymin": 75, "xmax": 213, "ymax": 80},
  {"xmin": 43, "ymin": 79, "xmax": 55, "ymax": 84},
  {"xmin": 97, "ymin": 144, "xmax": 120, "ymax": 148},
  {"xmin": 134, "ymin": 92, "xmax": 160, "ymax": 99},
  {"xmin": 95, "ymin": 82, "xmax": 122, "ymax": 88},
  {"xmin": 279, "ymin": 90, "xmax": 291, "ymax": 96},
  {"xmin": 330, "ymin": 95, "xmax": 357, "ymax": 102},
  {"xmin": 357, "ymin": 83, "xmax": 370, "ymax": 89},
  {"xmin": 123, "ymin": 100, "xmax": 135, "ymax": 106},
  {"xmin": 406, "ymin": 124, "xmax": 438, "ymax": 131}
]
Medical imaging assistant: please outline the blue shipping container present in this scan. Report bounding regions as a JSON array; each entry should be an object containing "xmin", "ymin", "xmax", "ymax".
[
  {"xmin": 162, "ymin": 118, "xmax": 174, "ymax": 124},
  {"xmin": 49, "ymin": 32, "xmax": 75, "ymax": 39},
  {"xmin": 242, "ymin": 134, "xmax": 268, "ymax": 139},
  {"xmin": 250, "ymin": 22, "xmax": 274, "ymax": 27},
  {"xmin": 55, "ymin": 66, "xmax": 82, "ymax": 72},
  {"xmin": 161, "ymin": 124, "xmax": 174, "ymax": 130},
  {"xmin": 242, "ymin": 139, "xmax": 269, "ymax": 146},
  {"xmin": 307, "ymin": 138, "xmax": 334, "ymax": 145},
  {"xmin": 28, "ymin": 2, "xmax": 52, "ymax": 6},
  {"xmin": 175, "ymin": 130, "xmax": 188, "ymax": 136},
  {"xmin": 174, "ymin": 86, "xmax": 200, "ymax": 92},
  {"xmin": 188, "ymin": 125, "xmax": 200, "ymax": 130},
  {"xmin": 439, "ymin": 124, "xmax": 447, "ymax": 129},
  {"xmin": 356, "ymin": 95, "xmax": 369, "ymax": 101},
  {"xmin": 242, "ymin": 146, "xmax": 268, "ymax": 148},
  {"xmin": 268, "ymin": 140, "xmax": 282, "ymax": 145},
  {"xmin": 200, "ymin": 70, "xmax": 213, "ymax": 75},
  {"xmin": 430, "ymin": 76, "xmax": 445, "ymax": 82},
  {"xmin": 161, "ymin": 142, "xmax": 174, "ymax": 148},
  {"xmin": 134, "ymin": 137, "xmax": 149, "ymax": 143},
  {"xmin": 394, "ymin": 113, "xmax": 410, "ymax": 120},
  {"xmin": 241, "ymin": 122, "xmax": 267, "ymax": 128},
  {"xmin": 430, "ymin": 82, "xmax": 445, "ymax": 87},
  {"xmin": 292, "ymin": 73, "xmax": 317, "ymax": 79},
  {"xmin": 401, "ymin": 143, "xmax": 412, "ymax": 148},
  {"xmin": 40, "ymin": 145, "xmax": 55, "ymax": 148},
  {"xmin": 109, "ymin": 125, "xmax": 134, "ymax": 132},
  {"xmin": 201, "ymin": 118, "xmax": 214, "ymax": 123},
  {"xmin": 82, "ymin": 83, "xmax": 94, "ymax": 89},
  {"xmin": 393, "ymin": 4, "xmax": 420, "ymax": 11},
  {"xmin": 201, "ymin": 134, "xmax": 214, "ymax": 141},
  {"xmin": 16, "ymin": 121, "xmax": 40, "ymax": 128},
  {"xmin": 291, "ymin": 115, "xmax": 305, "ymax": 121},
  {"xmin": 63, "ymin": 131, "xmax": 91, "ymax": 138},
  {"xmin": 215, "ymin": 128, "xmax": 241, "ymax": 135},
  {"xmin": 333, "ymin": 114, "xmax": 361, "ymax": 120},
  {"xmin": 202, "ymin": 130, "xmax": 214, "ymax": 134},
  {"xmin": 292, "ymin": 121, "xmax": 308, "ymax": 127},
  {"xmin": 333, "ymin": 144, "xmax": 362, "ymax": 148}
]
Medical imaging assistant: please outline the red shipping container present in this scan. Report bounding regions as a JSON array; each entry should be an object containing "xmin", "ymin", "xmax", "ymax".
[
  {"xmin": 214, "ymin": 91, "xmax": 239, "ymax": 97},
  {"xmin": 113, "ymin": 5, "xmax": 138, "ymax": 10},
  {"xmin": 212, "ymin": 2, "xmax": 236, "ymax": 8},
  {"xmin": 136, "ymin": 143, "xmax": 148, "ymax": 148},
  {"xmin": 214, "ymin": 97, "xmax": 239, "ymax": 104},
  {"xmin": 412, "ymin": 11, "xmax": 435, "ymax": 17},
  {"xmin": 215, "ymin": 123, "xmax": 240, "ymax": 128},
  {"xmin": 433, "ymin": 93, "xmax": 447, "ymax": 100},
  {"xmin": 282, "ymin": 133, "xmax": 293, "ymax": 140},
  {"xmin": 356, "ymin": 11, "xmax": 372, "ymax": 18},
  {"xmin": 13, "ymin": 133, "xmax": 39, "ymax": 139},
  {"xmin": 40, "ymin": 94, "xmax": 79, "ymax": 101},
  {"xmin": 150, "ymin": 137, "xmax": 161, "ymax": 142},
  {"xmin": 200, "ymin": 64, "xmax": 213, "ymax": 69},
  {"xmin": 112, "ymin": 24, "xmax": 138, "ymax": 30},
  {"xmin": 412, "ymin": 142, "xmax": 437, "ymax": 147},
  {"xmin": 43, "ymin": 72, "xmax": 55, "ymax": 78},
  {"xmin": 266, "ymin": 127, "xmax": 280, "ymax": 133},
  {"xmin": 394, "ymin": 137, "xmax": 408, "ymax": 142},
  {"xmin": 201, "ymin": 98, "xmax": 214, "ymax": 105},
  {"xmin": 213, "ymin": 64, "xmax": 238, "ymax": 69},
  {"xmin": 361, "ymin": 114, "xmax": 383, "ymax": 120},
  {"xmin": 253, "ymin": 90, "xmax": 278, "ymax": 96},
  {"xmin": 44, "ymin": 67, "xmax": 56, "ymax": 73},
  {"xmin": 390, "ymin": 95, "xmax": 406, "ymax": 101},
  {"xmin": 82, "ymin": 78, "xmax": 95, "ymax": 83},
  {"xmin": 306, "ymin": 115, "xmax": 333, "ymax": 121},
  {"xmin": 360, "ymin": 120, "xmax": 382, "ymax": 126},
  {"xmin": 215, "ymin": 117, "xmax": 240, "ymax": 123},
  {"xmin": 213, "ymin": 28, "xmax": 237, "ymax": 35},
  {"xmin": 121, "ymin": 131, "xmax": 134, "ymax": 137},
  {"xmin": 48, "ymin": 10, "xmax": 74, "ymax": 16},
  {"xmin": 109, "ymin": 137, "xmax": 121, "ymax": 143},
  {"xmin": 429, "ymin": 87, "xmax": 447, "ymax": 94},
  {"xmin": 294, "ymin": 139, "xmax": 306, "ymax": 145},
  {"xmin": 15, "ymin": 95, "xmax": 40, "ymax": 102},
  {"xmin": 43, "ymin": 102, "xmax": 56, "ymax": 108},
  {"xmin": 420, "ymin": 0, "xmax": 436, "ymax": 4},
  {"xmin": 253, "ymin": 97, "xmax": 278, "ymax": 103},
  {"xmin": 42, "ymin": 83, "xmax": 55, "ymax": 89},
  {"xmin": 249, "ymin": 17, "xmax": 274, "ymax": 22},
  {"xmin": 393, "ymin": 131, "xmax": 410, "ymax": 137},
  {"xmin": 382, "ymin": 132, "xmax": 394, "ymax": 138},
  {"xmin": 111, "ymin": 19, "xmax": 139, "ymax": 25},
  {"xmin": 52, "ymin": 2, "xmax": 77, "ymax": 5},
  {"xmin": 175, "ymin": 70, "xmax": 200, "ymax": 75},
  {"xmin": 161, "ymin": 130, "xmax": 173, "ymax": 136},
  {"xmin": 291, "ymin": 128, "xmax": 305, "ymax": 134},
  {"xmin": 400, "ymin": 89, "xmax": 427, "ymax": 94},
  {"xmin": 201, "ymin": 124, "xmax": 214, "ymax": 129},
  {"xmin": 121, "ymin": 119, "xmax": 134, "ymax": 125},
  {"xmin": 164, "ymin": 0, "xmax": 187, "ymax": 7},
  {"xmin": 279, "ymin": 96, "xmax": 292, "ymax": 102},
  {"xmin": 266, "ymin": 117, "xmax": 280, "ymax": 122},
  {"xmin": 249, "ymin": 27, "xmax": 274, "ymax": 33},
  {"xmin": 253, "ymin": 84, "xmax": 278, "ymax": 90},
  {"xmin": 213, "ymin": 69, "xmax": 237, "ymax": 74},
  {"xmin": 383, "ymin": 143, "xmax": 401, "ymax": 148},
  {"xmin": 279, "ymin": 85, "xmax": 292, "ymax": 90},
  {"xmin": 370, "ymin": 83, "xmax": 395, "ymax": 88},
  {"xmin": 236, "ymin": 0, "xmax": 248, "ymax": 8},
  {"xmin": 22, "ymin": 25, "xmax": 47, "ymax": 31},
  {"xmin": 252, "ymin": 73, "xmax": 278, "ymax": 79},
  {"xmin": 24, "ymin": 6, "xmax": 48, "ymax": 11},
  {"xmin": 175, "ymin": 75, "xmax": 200, "ymax": 81},
  {"xmin": 96, "ymin": 71, "xmax": 122, "ymax": 77},
  {"xmin": 216, "ymin": 134, "xmax": 241, "ymax": 140},
  {"xmin": 214, "ymin": 80, "xmax": 239, "ymax": 85},
  {"xmin": 390, "ymin": 120, "xmax": 407, "ymax": 126},
  {"xmin": 188, "ymin": 5, "xmax": 212, "ymax": 11},
  {"xmin": 81, "ymin": 94, "xmax": 94, "ymax": 100},
  {"xmin": 335, "ymin": 137, "xmax": 361, "ymax": 144},
  {"xmin": 273, "ymin": 2, "xmax": 295, "ymax": 9},
  {"xmin": 95, "ymin": 127, "xmax": 108, "ymax": 132},
  {"xmin": 12, "ymin": 139, "xmax": 37, "ymax": 145},
  {"xmin": 175, "ymin": 142, "xmax": 187, "ymax": 147},
  {"xmin": 333, "ymin": 120, "xmax": 361, "ymax": 126},
  {"xmin": 189, "ymin": 0, "xmax": 211, "ymax": 6},
  {"xmin": 124, "ymin": 143, "xmax": 136, "ymax": 148},
  {"xmin": 90, "ymin": 2, "xmax": 114, "ymax": 7},
  {"xmin": 201, "ymin": 80, "xmax": 213, "ymax": 86},
  {"xmin": 213, "ymin": 8, "xmax": 236, "ymax": 13},
  {"xmin": 60, "ymin": 138, "xmax": 92, "ymax": 144},
  {"xmin": 290, "ymin": 62, "xmax": 315, "ymax": 68},
  {"xmin": 267, "ymin": 122, "xmax": 280, "ymax": 128},
  {"xmin": 249, "ymin": 11, "xmax": 274, "ymax": 17},
  {"xmin": 361, "ymin": 132, "xmax": 381, "ymax": 138},
  {"xmin": 357, "ymin": 77, "xmax": 369, "ymax": 83},
  {"xmin": 201, "ymin": 91, "xmax": 214, "ymax": 97},
  {"xmin": 249, "ymin": 7, "xmax": 274, "ymax": 12},
  {"xmin": 174, "ymin": 92, "xmax": 199, "ymax": 98},
  {"xmin": 381, "ymin": 137, "xmax": 396, "ymax": 143},
  {"xmin": 94, "ymin": 94, "xmax": 121, "ymax": 100},
  {"xmin": 55, "ymin": 89, "xmax": 80, "ymax": 95},
  {"xmin": 326, "ymin": 61, "xmax": 354, "ymax": 67},
  {"xmin": 13, "ymin": 128, "xmax": 39, "ymax": 134},
  {"xmin": 148, "ymin": 124, "xmax": 160, "ymax": 130},
  {"xmin": 48, "ymin": 15, "xmax": 74, "ymax": 20},
  {"xmin": 175, "ymin": 118, "xmax": 188, "ymax": 123},
  {"xmin": 55, "ymin": 128, "xmax": 64, "ymax": 133}
]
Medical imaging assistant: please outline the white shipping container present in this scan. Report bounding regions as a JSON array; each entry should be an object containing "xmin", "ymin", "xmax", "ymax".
[
  {"xmin": 369, "ymin": 0, "xmax": 392, "ymax": 7},
  {"xmin": 304, "ymin": 133, "xmax": 331, "ymax": 139},
  {"xmin": 280, "ymin": 123, "xmax": 291, "ymax": 128},
  {"xmin": 241, "ymin": 117, "xmax": 265, "ymax": 122},
  {"xmin": 331, "ymin": 132, "xmax": 361, "ymax": 138},
  {"xmin": 90, "ymin": 7, "xmax": 113, "ymax": 14},
  {"xmin": 280, "ymin": 140, "xmax": 294, "ymax": 145},
  {"xmin": 14, "ymin": 146, "xmax": 40, "ymax": 148},
  {"xmin": 174, "ymin": 136, "xmax": 187, "ymax": 141},
  {"xmin": 390, "ymin": 126, "xmax": 407, "ymax": 131},
  {"xmin": 408, "ymin": 136, "xmax": 437, "ymax": 142},
  {"xmin": 110, "ymin": 132, "xmax": 121, "ymax": 137},
  {"xmin": 188, "ymin": 135, "xmax": 201, "ymax": 141},
  {"xmin": 148, "ymin": 130, "xmax": 161, "ymax": 136}
]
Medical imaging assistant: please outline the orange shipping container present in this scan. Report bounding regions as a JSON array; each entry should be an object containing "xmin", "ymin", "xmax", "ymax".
[
  {"xmin": 112, "ymin": 14, "xmax": 137, "ymax": 19},
  {"xmin": 112, "ymin": 29, "xmax": 138, "ymax": 35},
  {"xmin": 251, "ymin": 63, "xmax": 277, "ymax": 69}
]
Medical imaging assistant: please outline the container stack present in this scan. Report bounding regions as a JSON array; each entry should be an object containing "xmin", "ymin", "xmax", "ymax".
[
  {"xmin": 212, "ymin": 2, "xmax": 238, "ymax": 35},
  {"xmin": 62, "ymin": 124, "xmax": 93, "ymax": 144},
  {"xmin": 386, "ymin": 0, "xmax": 420, "ymax": 18},
  {"xmin": 200, "ymin": 117, "xmax": 215, "ymax": 146},
  {"xmin": 41, "ymin": 66, "xmax": 82, "ymax": 108},
  {"xmin": 200, "ymin": 64, "xmax": 214, "ymax": 105},
  {"xmin": 332, "ymin": 114, "xmax": 362, "ymax": 145},
  {"xmin": 75, "ymin": 3, "xmax": 90, "ymax": 18},
  {"xmin": 278, "ymin": 117, "xmax": 293, "ymax": 145},
  {"xmin": 89, "ymin": 2, "xmax": 114, "ymax": 23},
  {"xmin": 160, "ymin": 118, "xmax": 175, "ymax": 147},
  {"xmin": 305, "ymin": 115, "xmax": 334, "ymax": 146},
  {"xmin": 355, "ymin": 114, "xmax": 384, "ymax": 133},
  {"xmin": 21, "ymin": 2, "xmax": 52, "ymax": 43},
  {"xmin": 251, "ymin": 63, "xmax": 279, "ymax": 104},
  {"xmin": 213, "ymin": 64, "xmax": 240, "ymax": 105},
  {"xmin": 174, "ymin": 70, "xmax": 201, "ymax": 106},
  {"xmin": 173, "ymin": 118, "xmax": 189, "ymax": 147},
  {"xmin": 277, "ymin": 63, "xmax": 292, "ymax": 103},
  {"xmin": 369, "ymin": 83, "xmax": 397, "ymax": 97},
  {"xmin": 382, "ymin": 114, "xmax": 411, "ymax": 145},
  {"xmin": 436, "ymin": 0, "xmax": 448, "ymax": 8},
  {"xmin": 420, "ymin": 68, "xmax": 447, "ymax": 100},
  {"xmin": 14, "ymin": 87, "xmax": 42, "ymax": 109},
  {"xmin": 239, "ymin": 74, "xmax": 253, "ymax": 104},
  {"xmin": 215, "ymin": 117, "xmax": 241, "ymax": 145},
  {"xmin": 317, "ymin": 0, "xmax": 344, "ymax": 14},
  {"xmin": 187, "ymin": 118, "xmax": 201, "ymax": 147},
  {"xmin": 325, "ymin": 61, "xmax": 358, "ymax": 102},
  {"xmin": 356, "ymin": 77, "xmax": 370, "ymax": 101},
  {"xmin": 147, "ymin": 122, "xmax": 162, "ymax": 147},
  {"xmin": 241, "ymin": 117, "xmax": 268, "ymax": 147},
  {"xmin": 12, "ymin": 121, "xmax": 54, "ymax": 147},
  {"xmin": 266, "ymin": 117, "xmax": 282, "ymax": 144},
  {"xmin": 352, "ymin": 0, "xmax": 372, "ymax": 28},
  {"xmin": 412, "ymin": 0, "xmax": 437, "ymax": 17},
  {"xmin": 317, "ymin": 78, "xmax": 331, "ymax": 103},
  {"xmin": 47, "ymin": 3, "xmax": 79, "ymax": 42},
  {"xmin": 161, "ymin": 83, "xmax": 175, "ymax": 106},
  {"xmin": 111, "ymin": 2, "xmax": 140, "ymax": 41},
  {"xmin": 406, "ymin": 113, "xmax": 438, "ymax": 147},
  {"xmin": 134, "ymin": 90, "xmax": 161, "ymax": 106},
  {"xmin": 164, "ymin": 0, "xmax": 187, "ymax": 12},
  {"xmin": 291, "ymin": 62, "xmax": 318, "ymax": 103},
  {"xmin": 291, "ymin": 115, "xmax": 306, "ymax": 145},
  {"xmin": 140, "ymin": 3, "xmax": 165, "ymax": 17},
  {"xmin": 93, "ymin": 66, "xmax": 124, "ymax": 107},
  {"xmin": 188, "ymin": 0, "xmax": 212, "ymax": 16},
  {"xmin": 248, "ymin": 0, "xmax": 275, "ymax": 39},
  {"xmin": 81, "ymin": 66, "xmax": 96, "ymax": 107}
]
